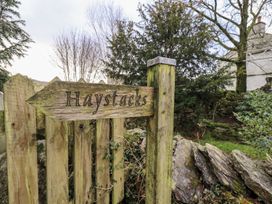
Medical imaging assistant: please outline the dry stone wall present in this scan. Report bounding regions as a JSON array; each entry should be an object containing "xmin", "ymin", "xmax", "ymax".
[{"xmin": 173, "ymin": 137, "xmax": 272, "ymax": 204}]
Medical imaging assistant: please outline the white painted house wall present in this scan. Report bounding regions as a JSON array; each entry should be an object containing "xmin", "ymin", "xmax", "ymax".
[
  {"xmin": 224, "ymin": 18, "xmax": 272, "ymax": 91},
  {"xmin": 247, "ymin": 51, "xmax": 272, "ymax": 90}
]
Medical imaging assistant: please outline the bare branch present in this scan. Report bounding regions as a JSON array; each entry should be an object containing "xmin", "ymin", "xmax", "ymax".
[
  {"xmin": 201, "ymin": 0, "xmax": 239, "ymax": 27},
  {"xmin": 189, "ymin": 3, "xmax": 239, "ymax": 48},
  {"xmin": 87, "ymin": 0, "xmax": 123, "ymax": 60},
  {"xmin": 53, "ymin": 31, "xmax": 100, "ymax": 82},
  {"xmin": 229, "ymin": 0, "xmax": 240, "ymax": 10},
  {"xmin": 214, "ymin": 37, "xmax": 237, "ymax": 51},
  {"xmin": 53, "ymin": 1, "xmax": 124, "ymax": 82},
  {"xmin": 237, "ymin": 0, "xmax": 242, "ymax": 10},
  {"xmin": 208, "ymin": 53, "xmax": 238, "ymax": 63}
]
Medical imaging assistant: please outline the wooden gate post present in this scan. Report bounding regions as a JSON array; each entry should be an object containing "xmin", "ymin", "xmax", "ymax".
[
  {"xmin": 4, "ymin": 75, "xmax": 38, "ymax": 204},
  {"xmin": 146, "ymin": 57, "xmax": 176, "ymax": 204}
]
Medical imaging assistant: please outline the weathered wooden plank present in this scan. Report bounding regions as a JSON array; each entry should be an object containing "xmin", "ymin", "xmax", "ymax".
[
  {"xmin": 96, "ymin": 119, "xmax": 111, "ymax": 204},
  {"xmin": 146, "ymin": 57, "xmax": 175, "ymax": 204},
  {"xmin": 112, "ymin": 118, "xmax": 125, "ymax": 204},
  {"xmin": 28, "ymin": 81, "xmax": 154, "ymax": 120},
  {"xmin": 0, "ymin": 91, "xmax": 4, "ymax": 134},
  {"xmin": 0, "ymin": 91, "xmax": 3, "ymax": 111},
  {"xmin": 36, "ymin": 109, "xmax": 45, "ymax": 130},
  {"xmin": 46, "ymin": 117, "xmax": 69, "ymax": 204},
  {"xmin": 32, "ymin": 79, "xmax": 48, "ymax": 131},
  {"xmin": 74, "ymin": 121, "xmax": 93, "ymax": 204},
  {"xmin": 0, "ymin": 111, "xmax": 5, "ymax": 154},
  {"xmin": 4, "ymin": 74, "xmax": 39, "ymax": 204},
  {"xmin": 32, "ymin": 79, "xmax": 48, "ymax": 92},
  {"xmin": 1, "ymin": 92, "xmax": 5, "ymax": 153},
  {"xmin": 0, "ymin": 110, "xmax": 4, "ymax": 133}
]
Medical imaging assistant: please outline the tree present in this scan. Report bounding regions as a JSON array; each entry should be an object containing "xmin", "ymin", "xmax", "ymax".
[
  {"xmin": 0, "ymin": 0, "xmax": 32, "ymax": 67},
  {"xmin": 104, "ymin": 0, "xmax": 232, "ymax": 136},
  {"xmin": 104, "ymin": 20, "xmax": 140, "ymax": 84},
  {"xmin": 104, "ymin": 0, "xmax": 215, "ymax": 85},
  {"xmin": 0, "ymin": 68, "xmax": 9, "ymax": 91},
  {"xmin": 188, "ymin": 0, "xmax": 272, "ymax": 93},
  {"xmin": 53, "ymin": 30, "xmax": 101, "ymax": 82},
  {"xmin": 88, "ymin": 0, "xmax": 123, "ymax": 61},
  {"xmin": 54, "ymin": 1, "xmax": 123, "ymax": 82}
]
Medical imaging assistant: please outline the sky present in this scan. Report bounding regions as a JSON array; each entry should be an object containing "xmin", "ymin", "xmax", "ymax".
[{"xmin": 10, "ymin": 0, "xmax": 149, "ymax": 81}]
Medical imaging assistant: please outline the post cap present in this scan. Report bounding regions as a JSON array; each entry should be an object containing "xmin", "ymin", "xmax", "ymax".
[{"xmin": 147, "ymin": 56, "xmax": 176, "ymax": 67}]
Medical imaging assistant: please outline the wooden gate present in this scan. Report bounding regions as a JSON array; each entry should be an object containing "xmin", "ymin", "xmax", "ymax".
[{"xmin": 4, "ymin": 57, "xmax": 175, "ymax": 204}]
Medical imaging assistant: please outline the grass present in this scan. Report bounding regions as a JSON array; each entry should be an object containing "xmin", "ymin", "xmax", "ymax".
[{"xmin": 198, "ymin": 135, "xmax": 268, "ymax": 160}]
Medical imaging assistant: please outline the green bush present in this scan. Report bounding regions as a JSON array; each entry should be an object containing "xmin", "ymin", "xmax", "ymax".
[
  {"xmin": 234, "ymin": 90, "xmax": 272, "ymax": 152},
  {"xmin": 199, "ymin": 92, "xmax": 243, "ymax": 141},
  {"xmin": 124, "ymin": 129, "xmax": 146, "ymax": 203},
  {"xmin": 200, "ymin": 119, "xmax": 240, "ymax": 141},
  {"xmin": 216, "ymin": 91, "xmax": 243, "ymax": 117},
  {"xmin": 174, "ymin": 69, "xmax": 231, "ymax": 135}
]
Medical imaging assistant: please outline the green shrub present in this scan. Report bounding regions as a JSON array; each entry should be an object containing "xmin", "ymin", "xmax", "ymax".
[
  {"xmin": 174, "ymin": 69, "xmax": 230, "ymax": 135},
  {"xmin": 234, "ymin": 90, "xmax": 272, "ymax": 152},
  {"xmin": 216, "ymin": 91, "xmax": 243, "ymax": 117},
  {"xmin": 124, "ymin": 129, "xmax": 146, "ymax": 203},
  {"xmin": 200, "ymin": 119, "xmax": 240, "ymax": 141},
  {"xmin": 193, "ymin": 91, "xmax": 243, "ymax": 141}
]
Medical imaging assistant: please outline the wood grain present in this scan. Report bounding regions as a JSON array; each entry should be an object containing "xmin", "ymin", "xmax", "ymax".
[
  {"xmin": 4, "ymin": 74, "xmax": 39, "ymax": 204},
  {"xmin": 74, "ymin": 121, "xmax": 93, "ymax": 204},
  {"xmin": 46, "ymin": 117, "xmax": 69, "ymax": 204},
  {"xmin": 146, "ymin": 63, "xmax": 175, "ymax": 204},
  {"xmin": 32, "ymin": 79, "xmax": 48, "ymax": 131},
  {"xmin": 28, "ymin": 81, "xmax": 154, "ymax": 120},
  {"xmin": 0, "ymin": 111, "xmax": 4, "ymax": 132},
  {"xmin": 96, "ymin": 119, "xmax": 111, "ymax": 204},
  {"xmin": 112, "ymin": 118, "xmax": 125, "ymax": 204},
  {"xmin": 0, "ymin": 111, "xmax": 5, "ymax": 153}
]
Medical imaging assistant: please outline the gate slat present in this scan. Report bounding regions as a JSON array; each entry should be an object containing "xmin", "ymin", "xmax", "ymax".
[
  {"xmin": 74, "ymin": 121, "xmax": 93, "ymax": 204},
  {"xmin": 96, "ymin": 119, "xmax": 111, "ymax": 204},
  {"xmin": 112, "ymin": 118, "xmax": 125, "ymax": 204},
  {"xmin": 4, "ymin": 74, "xmax": 39, "ymax": 204},
  {"xmin": 46, "ymin": 117, "xmax": 69, "ymax": 204}
]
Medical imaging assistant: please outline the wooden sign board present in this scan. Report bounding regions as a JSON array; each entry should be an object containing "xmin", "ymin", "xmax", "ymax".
[{"xmin": 27, "ymin": 81, "xmax": 154, "ymax": 120}]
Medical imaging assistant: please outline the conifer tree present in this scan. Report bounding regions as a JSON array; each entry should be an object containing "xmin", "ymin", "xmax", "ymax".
[
  {"xmin": 0, "ymin": 0, "xmax": 32, "ymax": 67},
  {"xmin": 104, "ymin": 0, "xmax": 214, "ymax": 85},
  {"xmin": 0, "ymin": 68, "xmax": 9, "ymax": 91}
]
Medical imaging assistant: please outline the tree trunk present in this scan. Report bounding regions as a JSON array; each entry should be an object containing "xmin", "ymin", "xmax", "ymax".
[
  {"xmin": 236, "ymin": 61, "xmax": 247, "ymax": 93},
  {"xmin": 236, "ymin": 0, "xmax": 249, "ymax": 93}
]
